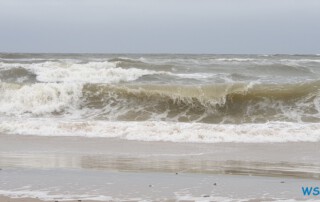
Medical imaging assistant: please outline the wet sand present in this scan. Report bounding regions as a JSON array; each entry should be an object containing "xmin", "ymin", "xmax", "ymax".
[
  {"xmin": 0, "ymin": 134, "xmax": 320, "ymax": 201},
  {"xmin": 0, "ymin": 134, "xmax": 320, "ymax": 178},
  {"xmin": 0, "ymin": 196, "xmax": 42, "ymax": 202},
  {"xmin": 1, "ymin": 167, "xmax": 320, "ymax": 201},
  {"xmin": 0, "ymin": 196, "xmax": 100, "ymax": 202}
]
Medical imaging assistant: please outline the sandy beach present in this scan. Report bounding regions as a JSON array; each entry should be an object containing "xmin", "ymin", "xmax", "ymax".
[
  {"xmin": 1, "ymin": 134, "xmax": 320, "ymax": 177},
  {"xmin": 0, "ymin": 195, "xmax": 101, "ymax": 202},
  {"xmin": 0, "ymin": 134, "xmax": 320, "ymax": 201}
]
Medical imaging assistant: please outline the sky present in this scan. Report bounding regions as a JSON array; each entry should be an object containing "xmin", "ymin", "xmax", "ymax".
[{"xmin": 0, "ymin": 0, "xmax": 320, "ymax": 54}]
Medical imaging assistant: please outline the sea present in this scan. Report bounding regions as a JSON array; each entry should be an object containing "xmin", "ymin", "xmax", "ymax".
[{"xmin": 0, "ymin": 53, "xmax": 320, "ymax": 143}]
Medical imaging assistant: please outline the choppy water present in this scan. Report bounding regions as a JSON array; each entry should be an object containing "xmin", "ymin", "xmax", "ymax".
[{"xmin": 0, "ymin": 53, "xmax": 320, "ymax": 143}]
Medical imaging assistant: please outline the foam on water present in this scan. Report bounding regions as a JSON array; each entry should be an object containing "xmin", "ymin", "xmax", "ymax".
[
  {"xmin": 0, "ymin": 189, "xmax": 112, "ymax": 201},
  {"xmin": 28, "ymin": 61, "xmax": 166, "ymax": 83},
  {"xmin": 1, "ymin": 169, "xmax": 318, "ymax": 202},
  {"xmin": 0, "ymin": 83, "xmax": 82, "ymax": 115},
  {"xmin": 0, "ymin": 183, "xmax": 317, "ymax": 202},
  {"xmin": 0, "ymin": 80, "xmax": 319, "ymax": 124},
  {"xmin": 0, "ymin": 54, "xmax": 320, "ymax": 143},
  {"xmin": 0, "ymin": 61, "xmax": 168, "ymax": 84},
  {"xmin": 1, "ymin": 119, "xmax": 320, "ymax": 143}
]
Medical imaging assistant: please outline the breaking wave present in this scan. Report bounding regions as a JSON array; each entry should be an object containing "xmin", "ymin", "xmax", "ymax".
[
  {"xmin": 0, "ymin": 80, "xmax": 319, "ymax": 123},
  {"xmin": 0, "ymin": 61, "xmax": 168, "ymax": 84},
  {"xmin": 1, "ymin": 54, "xmax": 320, "ymax": 143}
]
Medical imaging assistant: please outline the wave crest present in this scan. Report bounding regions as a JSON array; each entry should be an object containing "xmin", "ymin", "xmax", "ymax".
[
  {"xmin": 81, "ymin": 81, "xmax": 320, "ymax": 123},
  {"xmin": 0, "ymin": 82, "xmax": 82, "ymax": 115},
  {"xmin": 1, "ymin": 80, "xmax": 319, "ymax": 123}
]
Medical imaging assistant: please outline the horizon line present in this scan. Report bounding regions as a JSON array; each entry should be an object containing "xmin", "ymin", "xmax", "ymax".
[{"xmin": 0, "ymin": 51, "xmax": 319, "ymax": 56}]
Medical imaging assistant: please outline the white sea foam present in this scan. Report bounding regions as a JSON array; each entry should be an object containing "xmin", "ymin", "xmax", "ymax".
[
  {"xmin": 0, "ymin": 83, "xmax": 82, "ymax": 115},
  {"xmin": 0, "ymin": 61, "xmax": 165, "ymax": 84},
  {"xmin": 214, "ymin": 58, "xmax": 257, "ymax": 62},
  {"xmin": 1, "ymin": 119, "xmax": 320, "ymax": 143},
  {"xmin": 0, "ymin": 189, "xmax": 112, "ymax": 201},
  {"xmin": 280, "ymin": 59, "xmax": 320, "ymax": 63},
  {"xmin": 0, "ymin": 62, "xmax": 23, "ymax": 70},
  {"xmin": 175, "ymin": 194, "xmax": 255, "ymax": 202},
  {"xmin": 175, "ymin": 194, "xmax": 318, "ymax": 202},
  {"xmin": 175, "ymin": 73, "xmax": 214, "ymax": 79},
  {"xmin": 1, "ymin": 189, "xmax": 315, "ymax": 202},
  {"xmin": 28, "ymin": 61, "xmax": 163, "ymax": 83}
]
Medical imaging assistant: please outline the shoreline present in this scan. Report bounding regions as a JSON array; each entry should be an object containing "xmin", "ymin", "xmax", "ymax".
[
  {"xmin": 1, "ymin": 134, "xmax": 320, "ymax": 201},
  {"xmin": 0, "ymin": 196, "xmax": 101, "ymax": 202},
  {"xmin": 1, "ymin": 134, "xmax": 320, "ymax": 178}
]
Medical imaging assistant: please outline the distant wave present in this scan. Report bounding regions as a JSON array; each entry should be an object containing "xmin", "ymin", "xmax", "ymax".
[{"xmin": 0, "ymin": 61, "xmax": 168, "ymax": 83}]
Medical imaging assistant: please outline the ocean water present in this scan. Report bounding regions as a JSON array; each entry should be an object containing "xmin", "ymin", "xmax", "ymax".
[{"xmin": 0, "ymin": 53, "xmax": 320, "ymax": 143}]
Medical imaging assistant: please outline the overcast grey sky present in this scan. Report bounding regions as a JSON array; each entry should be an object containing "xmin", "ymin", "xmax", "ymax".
[{"xmin": 0, "ymin": 0, "xmax": 319, "ymax": 54}]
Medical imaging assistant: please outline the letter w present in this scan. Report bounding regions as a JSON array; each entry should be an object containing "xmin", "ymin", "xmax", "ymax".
[{"xmin": 302, "ymin": 187, "xmax": 313, "ymax": 196}]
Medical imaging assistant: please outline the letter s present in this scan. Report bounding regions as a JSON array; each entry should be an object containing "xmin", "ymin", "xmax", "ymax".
[{"xmin": 313, "ymin": 187, "xmax": 320, "ymax": 196}]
